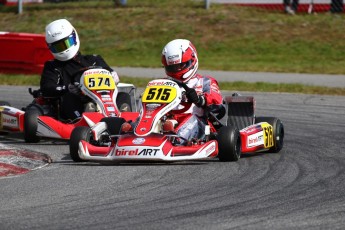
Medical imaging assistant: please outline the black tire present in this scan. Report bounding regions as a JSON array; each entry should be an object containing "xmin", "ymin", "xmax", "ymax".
[
  {"xmin": 0, "ymin": 101, "xmax": 10, "ymax": 106},
  {"xmin": 116, "ymin": 92, "xmax": 132, "ymax": 112},
  {"xmin": 217, "ymin": 125, "xmax": 241, "ymax": 162},
  {"xmin": 24, "ymin": 108, "xmax": 42, "ymax": 143},
  {"xmin": 69, "ymin": 126, "xmax": 92, "ymax": 162},
  {"xmin": 100, "ymin": 117, "xmax": 126, "ymax": 135},
  {"xmin": 255, "ymin": 117, "xmax": 284, "ymax": 153}
]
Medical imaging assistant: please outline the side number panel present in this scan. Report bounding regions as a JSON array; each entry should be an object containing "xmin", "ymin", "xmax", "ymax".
[{"xmin": 262, "ymin": 124, "xmax": 274, "ymax": 148}]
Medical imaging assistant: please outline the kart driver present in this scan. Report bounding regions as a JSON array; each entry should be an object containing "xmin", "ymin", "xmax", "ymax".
[
  {"xmin": 40, "ymin": 19, "xmax": 120, "ymax": 120},
  {"xmin": 161, "ymin": 39, "xmax": 224, "ymax": 145}
]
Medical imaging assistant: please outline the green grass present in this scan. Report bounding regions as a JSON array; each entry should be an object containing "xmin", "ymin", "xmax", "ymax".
[
  {"xmin": 1, "ymin": 0, "xmax": 345, "ymax": 73},
  {"xmin": 1, "ymin": 0, "xmax": 345, "ymax": 95}
]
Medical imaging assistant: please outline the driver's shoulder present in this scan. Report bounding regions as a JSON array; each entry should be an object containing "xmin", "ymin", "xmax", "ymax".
[
  {"xmin": 82, "ymin": 54, "xmax": 103, "ymax": 62},
  {"xmin": 43, "ymin": 59, "xmax": 65, "ymax": 72}
]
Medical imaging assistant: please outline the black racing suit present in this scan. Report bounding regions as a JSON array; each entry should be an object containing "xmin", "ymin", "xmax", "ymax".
[{"xmin": 40, "ymin": 52, "xmax": 114, "ymax": 120}]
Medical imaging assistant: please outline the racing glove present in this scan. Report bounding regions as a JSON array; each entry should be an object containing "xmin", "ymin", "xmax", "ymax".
[
  {"xmin": 68, "ymin": 82, "xmax": 81, "ymax": 95},
  {"xmin": 185, "ymin": 88, "xmax": 205, "ymax": 107}
]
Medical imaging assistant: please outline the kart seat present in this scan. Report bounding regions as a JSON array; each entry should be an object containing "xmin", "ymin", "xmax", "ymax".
[{"xmin": 224, "ymin": 96, "xmax": 255, "ymax": 130}]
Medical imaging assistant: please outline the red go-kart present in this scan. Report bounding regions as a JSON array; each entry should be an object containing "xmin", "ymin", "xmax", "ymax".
[{"xmin": 69, "ymin": 78, "xmax": 284, "ymax": 163}]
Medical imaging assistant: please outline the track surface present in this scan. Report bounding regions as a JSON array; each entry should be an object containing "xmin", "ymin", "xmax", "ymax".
[{"xmin": 1, "ymin": 86, "xmax": 345, "ymax": 229}]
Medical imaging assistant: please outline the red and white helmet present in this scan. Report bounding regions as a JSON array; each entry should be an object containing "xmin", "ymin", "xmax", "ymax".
[
  {"xmin": 161, "ymin": 39, "xmax": 198, "ymax": 83},
  {"xmin": 45, "ymin": 19, "xmax": 80, "ymax": 61}
]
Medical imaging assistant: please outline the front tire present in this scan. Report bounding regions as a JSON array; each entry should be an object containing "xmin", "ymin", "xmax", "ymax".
[
  {"xmin": 255, "ymin": 117, "xmax": 284, "ymax": 153},
  {"xmin": 217, "ymin": 125, "xmax": 241, "ymax": 162},
  {"xmin": 69, "ymin": 126, "xmax": 91, "ymax": 162},
  {"xmin": 24, "ymin": 108, "xmax": 42, "ymax": 143}
]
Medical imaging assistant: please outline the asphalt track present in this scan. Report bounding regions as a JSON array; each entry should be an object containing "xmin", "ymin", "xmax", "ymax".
[{"xmin": 0, "ymin": 70, "xmax": 345, "ymax": 229}]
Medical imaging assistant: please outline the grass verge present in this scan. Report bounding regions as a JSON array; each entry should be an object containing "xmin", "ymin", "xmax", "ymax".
[{"xmin": 1, "ymin": 0, "xmax": 345, "ymax": 74}]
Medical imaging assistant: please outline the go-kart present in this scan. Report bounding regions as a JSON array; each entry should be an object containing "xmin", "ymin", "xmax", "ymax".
[
  {"xmin": 0, "ymin": 67, "xmax": 137, "ymax": 143},
  {"xmin": 69, "ymin": 78, "xmax": 284, "ymax": 162}
]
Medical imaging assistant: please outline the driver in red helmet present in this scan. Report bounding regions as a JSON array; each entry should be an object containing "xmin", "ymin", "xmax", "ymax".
[{"xmin": 161, "ymin": 39, "xmax": 224, "ymax": 145}]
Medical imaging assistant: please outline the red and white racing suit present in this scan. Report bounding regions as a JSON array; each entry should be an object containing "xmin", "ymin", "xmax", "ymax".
[{"xmin": 169, "ymin": 74, "xmax": 223, "ymax": 144}]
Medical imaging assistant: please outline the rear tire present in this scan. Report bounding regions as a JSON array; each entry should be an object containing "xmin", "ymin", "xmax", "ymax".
[
  {"xmin": 116, "ymin": 92, "xmax": 132, "ymax": 112},
  {"xmin": 24, "ymin": 108, "xmax": 42, "ymax": 143},
  {"xmin": 217, "ymin": 125, "xmax": 241, "ymax": 162},
  {"xmin": 69, "ymin": 126, "xmax": 91, "ymax": 162},
  {"xmin": 255, "ymin": 117, "xmax": 284, "ymax": 153}
]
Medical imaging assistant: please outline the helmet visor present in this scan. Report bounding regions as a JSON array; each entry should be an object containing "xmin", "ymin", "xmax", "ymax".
[
  {"xmin": 165, "ymin": 60, "xmax": 192, "ymax": 73},
  {"xmin": 48, "ymin": 30, "xmax": 77, "ymax": 53}
]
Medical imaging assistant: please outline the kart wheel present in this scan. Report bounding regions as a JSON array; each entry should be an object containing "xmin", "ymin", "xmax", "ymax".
[
  {"xmin": 217, "ymin": 125, "xmax": 241, "ymax": 162},
  {"xmin": 116, "ymin": 92, "xmax": 132, "ymax": 112},
  {"xmin": 69, "ymin": 126, "xmax": 91, "ymax": 162},
  {"xmin": 0, "ymin": 101, "xmax": 10, "ymax": 106},
  {"xmin": 24, "ymin": 108, "xmax": 42, "ymax": 143},
  {"xmin": 100, "ymin": 117, "xmax": 126, "ymax": 135},
  {"xmin": 255, "ymin": 117, "xmax": 284, "ymax": 153}
]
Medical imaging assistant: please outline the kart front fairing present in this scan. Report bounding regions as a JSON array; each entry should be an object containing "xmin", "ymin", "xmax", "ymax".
[{"xmin": 79, "ymin": 133, "xmax": 218, "ymax": 162}]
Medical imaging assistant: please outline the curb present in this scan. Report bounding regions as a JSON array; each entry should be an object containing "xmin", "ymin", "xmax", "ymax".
[{"xmin": 0, "ymin": 144, "xmax": 51, "ymax": 178}]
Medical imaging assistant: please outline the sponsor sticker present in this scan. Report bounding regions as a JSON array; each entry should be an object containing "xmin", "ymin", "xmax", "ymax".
[
  {"xmin": 147, "ymin": 81, "xmax": 177, "ymax": 87},
  {"xmin": 146, "ymin": 104, "xmax": 161, "ymax": 110},
  {"xmin": 2, "ymin": 114, "xmax": 18, "ymax": 128},
  {"xmin": 114, "ymin": 148, "xmax": 159, "ymax": 156},
  {"xmin": 204, "ymin": 144, "xmax": 216, "ymax": 155},
  {"xmin": 132, "ymin": 138, "xmax": 145, "ymax": 145},
  {"xmin": 247, "ymin": 131, "xmax": 264, "ymax": 148}
]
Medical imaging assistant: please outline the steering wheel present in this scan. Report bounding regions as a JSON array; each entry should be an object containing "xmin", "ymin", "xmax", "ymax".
[
  {"xmin": 70, "ymin": 65, "xmax": 104, "ymax": 84},
  {"xmin": 168, "ymin": 80, "xmax": 194, "ymax": 114}
]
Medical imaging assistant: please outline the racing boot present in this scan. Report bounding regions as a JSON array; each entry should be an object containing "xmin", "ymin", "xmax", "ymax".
[
  {"xmin": 84, "ymin": 102, "xmax": 97, "ymax": 112},
  {"xmin": 163, "ymin": 120, "xmax": 177, "ymax": 133},
  {"xmin": 121, "ymin": 122, "xmax": 133, "ymax": 133}
]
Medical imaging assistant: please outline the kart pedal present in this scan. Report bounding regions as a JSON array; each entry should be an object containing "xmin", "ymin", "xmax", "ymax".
[{"xmin": 224, "ymin": 96, "xmax": 255, "ymax": 130}]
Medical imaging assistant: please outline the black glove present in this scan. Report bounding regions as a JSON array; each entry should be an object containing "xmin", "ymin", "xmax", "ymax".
[
  {"xmin": 185, "ymin": 88, "xmax": 205, "ymax": 107},
  {"xmin": 68, "ymin": 82, "xmax": 81, "ymax": 95}
]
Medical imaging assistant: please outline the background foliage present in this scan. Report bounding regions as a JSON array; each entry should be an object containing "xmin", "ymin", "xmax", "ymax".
[{"xmin": 1, "ymin": 0, "xmax": 345, "ymax": 74}]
